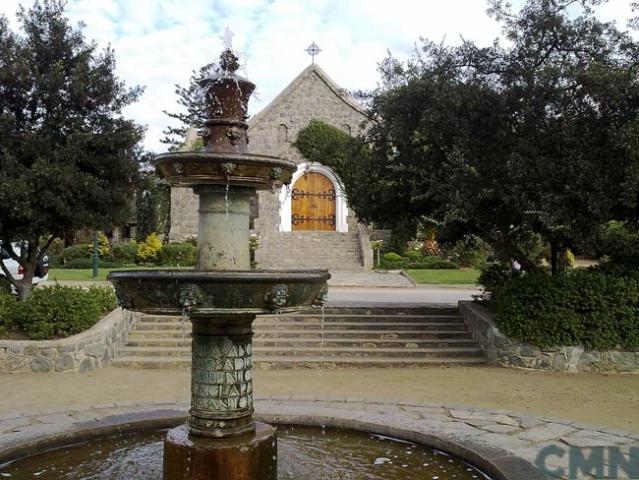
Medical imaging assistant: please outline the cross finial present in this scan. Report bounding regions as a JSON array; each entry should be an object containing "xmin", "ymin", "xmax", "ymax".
[
  {"xmin": 305, "ymin": 41, "xmax": 321, "ymax": 64},
  {"xmin": 221, "ymin": 27, "xmax": 234, "ymax": 51}
]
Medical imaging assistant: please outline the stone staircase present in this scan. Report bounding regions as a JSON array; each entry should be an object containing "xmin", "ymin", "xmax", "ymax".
[
  {"xmin": 256, "ymin": 232, "xmax": 365, "ymax": 270},
  {"xmin": 111, "ymin": 306, "xmax": 488, "ymax": 369}
]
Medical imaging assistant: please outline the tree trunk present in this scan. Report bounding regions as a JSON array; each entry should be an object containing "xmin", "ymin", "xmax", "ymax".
[{"xmin": 550, "ymin": 242, "xmax": 568, "ymax": 276}]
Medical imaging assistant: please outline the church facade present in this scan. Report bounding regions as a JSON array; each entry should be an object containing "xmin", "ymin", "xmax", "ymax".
[{"xmin": 169, "ymin": 63, "xmax": 374, "ymax": 270}]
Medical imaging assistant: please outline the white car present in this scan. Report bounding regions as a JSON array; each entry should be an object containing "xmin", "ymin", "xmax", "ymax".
[{"xmin": 0, "ymin": 243, "xmax": 49, "ymax": 294}]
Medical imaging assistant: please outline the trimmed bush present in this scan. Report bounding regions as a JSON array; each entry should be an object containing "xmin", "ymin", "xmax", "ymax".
[
  {"xmin": 477, "ymin": 262, "xmax": 513, "ymax": 298},
  {"xmin": 404, "ymin": 250, "xmax": 423, "ymax": 262},
  {"xmin": 112, "ymin": 242, "xmax": 138, "ymax": 264},
  {"xmin": 382, "ymin": 252, "xmax": 403, "ymax": 262},
  {"xmin": 446, "ymin": 236, "xmax": 491, "ymax": 268},
  {"xmin": 156, "ymin": 242, "xmax": 197, "ymax": 266},
  {"xmin": 5, "ymin": 285, "xmax": 116, "ymax": 340},
  {"xmin": 63, "ymin": 258, "xmax": 121, "ymax": 269},
  {"xmin": 491, "ymin": 269, "xmax": 639, "ymax": 350},
  {"xmin": 59, "ymin": 244, "xmax": 90, "ymax": 265}
]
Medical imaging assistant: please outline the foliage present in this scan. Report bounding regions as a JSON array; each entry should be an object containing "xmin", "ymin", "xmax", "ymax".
[
  {"xmin": 380, "ymin": 255, "xmax": 459, "ymax": 270},
  {"xmin": 477, "ymin": 262, "xmax": 513, "ymax": 300},
  {"xmin": 0, "ymin": 292, "xmax": 17, "ymax": 333},
  {"xmin": 161, "ymin": 59, "xmax": 219, "ymax": 148},
  {"xmin": 491, "ymin": 269, "xmax": 639, "ymax": 350},
  {"xmin": 135, "ymin": 173, "xmax": 171, "ymax": 242},
  {"xmin": 404, "ymin": 250, "xmax": 423, "ymax": 262},
  {"xmin": 0, "ymin": 277, "xmax": 12, "ymax": 295},
  {"xmin": 2, "ymin": 284, "xmax": 115, "ymax": 340},
  {"xmin": 597, "ymin": 221, "xmax": 639, "ymax": 269},
  {"xmin": 370, "ymin": 239, "xmax": 384, "ymax": 250},
  {"xmin": 59, "ymin": 244, "xmax": 90, "ymax": 265},
  {"xmin": 136, "ymin": 233, "xmax": 162, "ymax": 263},
  {"xmin": 87, "ymin": 232, "xmax": 110, "ymax": 258},
  {"xmin": 446, "ymin": 235, "xmax": 491, "ymax": 268},
  {"xmin": 63, "ymin": 258, "xmax": 120, "ymax": 269},
  {"xmin": 313, "ymin": 0, "xmax": 639, "ymax": 277},
  {"xmin": 0, "ymin": 0, "xmax": 144, "ymax": 299},
  {"xmin": 156, "ymin": 242, "xmax": 197, "ymax": 266},
  {"xmin": 42, "ymin": 237, "xmax": 64, "ymax": 266},
  {"xmin": 249, "ymin": 233, "xmax": 262, "ymax": 252},
  {"xmin": 111, "ymin": 242, "xmax": 138, "ymax": 264},
  {"xmin": 382, "ymin": 252, "xmax": 403, "ymax": 262}
]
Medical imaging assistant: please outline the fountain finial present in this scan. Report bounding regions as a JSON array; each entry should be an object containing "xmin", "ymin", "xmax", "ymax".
[{"xmin": 220, "ymin": 49, "xmax": 240, "ymax": 74}]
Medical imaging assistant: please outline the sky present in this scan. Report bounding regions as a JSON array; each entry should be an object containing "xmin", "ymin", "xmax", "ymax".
[{"xmin": 0, "ymin": 0, "xmax": 636, "ymax": 152}]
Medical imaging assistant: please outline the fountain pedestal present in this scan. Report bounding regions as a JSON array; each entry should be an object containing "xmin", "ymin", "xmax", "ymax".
[
  {"xmin": 109, "ymin": 46, "xmax": 329, "ymax": 480},
  {"xmin": 164, "ymin": 423, "xmax": 277, "ymax": 480}
]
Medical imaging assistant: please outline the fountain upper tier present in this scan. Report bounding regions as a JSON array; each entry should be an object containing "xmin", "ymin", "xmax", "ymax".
[{"xmin": 153, "ymin": 49, "xmax": 296, "ymax": 189}]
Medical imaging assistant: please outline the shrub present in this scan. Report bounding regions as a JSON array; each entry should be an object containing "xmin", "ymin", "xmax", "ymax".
[
  {"xmin": 404, "ymin": 250, "xmax": 423, "ymax": 262},
  {"xmin": 491, "ymin": 269, "xmax": 639, "ymax": 350},
  {"xmin": 137, "ymin": 233, "xmax": 162, "ymax": 263},
  {"xmin": 382, "ymin": 252, "xmax": 403, "ymax": 262},
  {"xmin": 597, "ymin": 221, "xmax": 639, "ymax": 268},
  {"xmin": 63, "ymin": 258, "xmax": 121, "ymax": 269},
  {"xmin": 59, "ymin": 244, "xmax": 90, "ymax": 265},
  {"xmin": 8, "ymin": 285, "xmax": 116, "ymax": 340},
  {"xmin": 0, "ymin": 293, "xmax": 17, "ymax": 334},
  {"xmin": 156, "ymin": 242, "xmax": 197, "ymax": 266},
  {"xmin": 86, "ymin": 232, "xmax": 111, "ymax": 258},
  {"xmin": 43, "ymin": 237, "xmax": 65, "ymax": 267},
  {"xmin": 477, "ymin": 263, "xmax": 513, "ymax": 299},
  {"xmin": 112, "ymin": 242, "xmax": 138, "ymax": 264},
  {"xmin": 446, "ymin": 235, "xmax": 491, "ymax": 268}
]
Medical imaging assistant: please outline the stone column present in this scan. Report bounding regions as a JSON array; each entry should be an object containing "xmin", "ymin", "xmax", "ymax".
[
  {"xmin": 188, "ymin": 314, "xmax": 255, "ymax": 438},
  {"xmin": 195, "ymin": 185, "xmax": 253, "ymax": 270}
]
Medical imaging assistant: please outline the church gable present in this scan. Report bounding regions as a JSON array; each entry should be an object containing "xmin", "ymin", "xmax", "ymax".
[{"xmin": 248, "ymin": 65, "xmax": 368, "ymax": 163}]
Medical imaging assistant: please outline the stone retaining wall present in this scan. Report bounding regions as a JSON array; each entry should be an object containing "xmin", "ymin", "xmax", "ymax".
[
  {"xmin": 459, "ymin": 301, "xmax": 639, "ymax": 373},
  {"xmin": 0, "ymin": 308, "xmax": 140, "ymax": 374}
]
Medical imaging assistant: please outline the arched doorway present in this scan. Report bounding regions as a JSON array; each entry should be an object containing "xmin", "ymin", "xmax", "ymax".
[{"xmin": 291, "ymin": 172, "xmax": 336, "ymax": 231}]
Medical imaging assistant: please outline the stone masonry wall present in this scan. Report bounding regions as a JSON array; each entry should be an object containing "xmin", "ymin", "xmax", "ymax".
[
  {"xmin": 249, "ymin": 66, "xmax": 368, "ymax": 235},
  {"xmin": 0, "ymin": 308, "xmax": 140, "ymax": 374},
  {"xmin": 459, "ymin": 301, "xmax": 639, "ymax": 373}
]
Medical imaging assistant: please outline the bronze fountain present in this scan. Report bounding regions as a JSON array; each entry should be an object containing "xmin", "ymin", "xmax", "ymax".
[{"xmin": 108, "ymin": 46, "xmax": 329, "ymax": 480}]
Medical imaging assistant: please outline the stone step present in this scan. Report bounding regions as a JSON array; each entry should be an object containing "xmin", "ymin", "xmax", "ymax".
[
  {"xmin": 119, "ymin": 345, "xmax": 484, "ymax": 358},
  {"xmin": 111, "ymin": 355, "xmax": 488, "ymax": 369},
  {"xmin": 140, "ymin": 307, "xmax": 461, "ymax": 317},
  {"xmin": 129, "ymin": 329, "xmax": 474, "ymax": 340},
  {"xmin": 126, "ymin": 337, "xmax": 478, "ymax": 348},
  {"xmin": 138, "ymin": 314, "xmax": 464, "ymax": 324},
  {"xmin": 132, "ymin": 321, "xmax": 469, "ymax": 332}
]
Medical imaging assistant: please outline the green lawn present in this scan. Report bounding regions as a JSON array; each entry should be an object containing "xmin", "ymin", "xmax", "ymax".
[
  {"xmin": 405, "ymin": 268, "xmax": 480, "ymax": 285},
  {"xmin": 48, "ymin": 267, "xmax": 192, "ymax": 282}
]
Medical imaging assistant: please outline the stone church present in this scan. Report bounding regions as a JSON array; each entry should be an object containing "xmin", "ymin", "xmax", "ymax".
[{"xmin": 170, "ymin": 63, "xmax": 374, "ymax": 270}]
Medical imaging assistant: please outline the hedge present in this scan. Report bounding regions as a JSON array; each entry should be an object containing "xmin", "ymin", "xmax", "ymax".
[
  {"xmin": 156, "ymin": 242, "xmax": 197, "ymax": 266},
  {"xmin": 0, "ymin": 285, "xmax": 116, "ymax": 340},
  {"xmin": 491, "ymin": 269, "xmax": 639, "ymax": 350}
]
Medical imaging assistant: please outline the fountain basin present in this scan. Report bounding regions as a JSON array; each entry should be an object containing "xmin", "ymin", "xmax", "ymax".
[
  {"xmin": 108, "ymin": 269, "xmax": 330, "ymax": 315},
  {"xmin": 153, "ymin": 152, "xmax": 296, "ymax": 189}
]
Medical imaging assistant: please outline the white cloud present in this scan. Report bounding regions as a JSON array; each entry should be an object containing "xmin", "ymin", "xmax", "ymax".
[{"xmin": 1, "ymin": 0, "xmax": 637, "ymax": 152}]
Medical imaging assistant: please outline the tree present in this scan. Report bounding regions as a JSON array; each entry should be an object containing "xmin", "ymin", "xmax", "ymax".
[
  {"xmin": 314, "ymin": 0, "xmax": 639, "ymax": 274},
  {"xmin": 0, "ymin": 0, "xmax": 144, "ymax": 299}
]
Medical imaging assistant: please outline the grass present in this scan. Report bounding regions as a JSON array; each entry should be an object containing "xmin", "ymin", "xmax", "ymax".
[
  {"xmin": 48, "ymin": 266, "xmax": 192, "ymax": 282},
  {"xmin": 405, "ymin": 268, "xmax": 480, "ymax": 285}
]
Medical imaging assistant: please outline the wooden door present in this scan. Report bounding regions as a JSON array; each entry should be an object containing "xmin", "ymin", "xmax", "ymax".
[{"xmin": 291, "ymin": 172, "xmax": 336, "ymax": 231}]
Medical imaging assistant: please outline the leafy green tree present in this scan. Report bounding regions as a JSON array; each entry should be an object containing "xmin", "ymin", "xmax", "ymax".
[
  {"xmin": 0, "ymin": 0, "xmax": 144, "ymax": 298},
  {"xmin": 309, "ymin": 0, "xmax": 639, "ymax": 275}
]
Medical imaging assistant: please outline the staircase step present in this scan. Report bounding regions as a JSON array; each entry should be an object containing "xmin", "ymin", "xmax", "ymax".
[
  {"xmin": 119, "ymin": 345, "xmax": 484, "ymax": 359},
  {"xmin": 116, "ymin": 306, "xmax": 487, "ymax": 368},
  {"xmin": 111, "ymin": 356, "xmax": 488, "ymax": 369}
]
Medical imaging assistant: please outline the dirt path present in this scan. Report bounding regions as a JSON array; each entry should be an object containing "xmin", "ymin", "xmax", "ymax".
[{"xmin": 1, "ymin": 366, "xmax": 637, "ymax": 432}]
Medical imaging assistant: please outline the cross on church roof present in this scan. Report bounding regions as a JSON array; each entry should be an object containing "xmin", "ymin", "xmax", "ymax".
[{"xmin": 305, "ymin": 41, "xmax": 321, "ymax": 64}]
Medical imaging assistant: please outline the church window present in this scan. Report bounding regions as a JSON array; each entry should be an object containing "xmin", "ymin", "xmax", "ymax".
[{"xmin": 277, "ymin": 124, "xmax": 289, "ymax": 143}]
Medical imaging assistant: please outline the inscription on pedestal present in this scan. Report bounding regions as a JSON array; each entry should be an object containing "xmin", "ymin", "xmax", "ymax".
[{"xmin": 191, "ymin": 335, "xmax": 253, "ymax": 414}]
